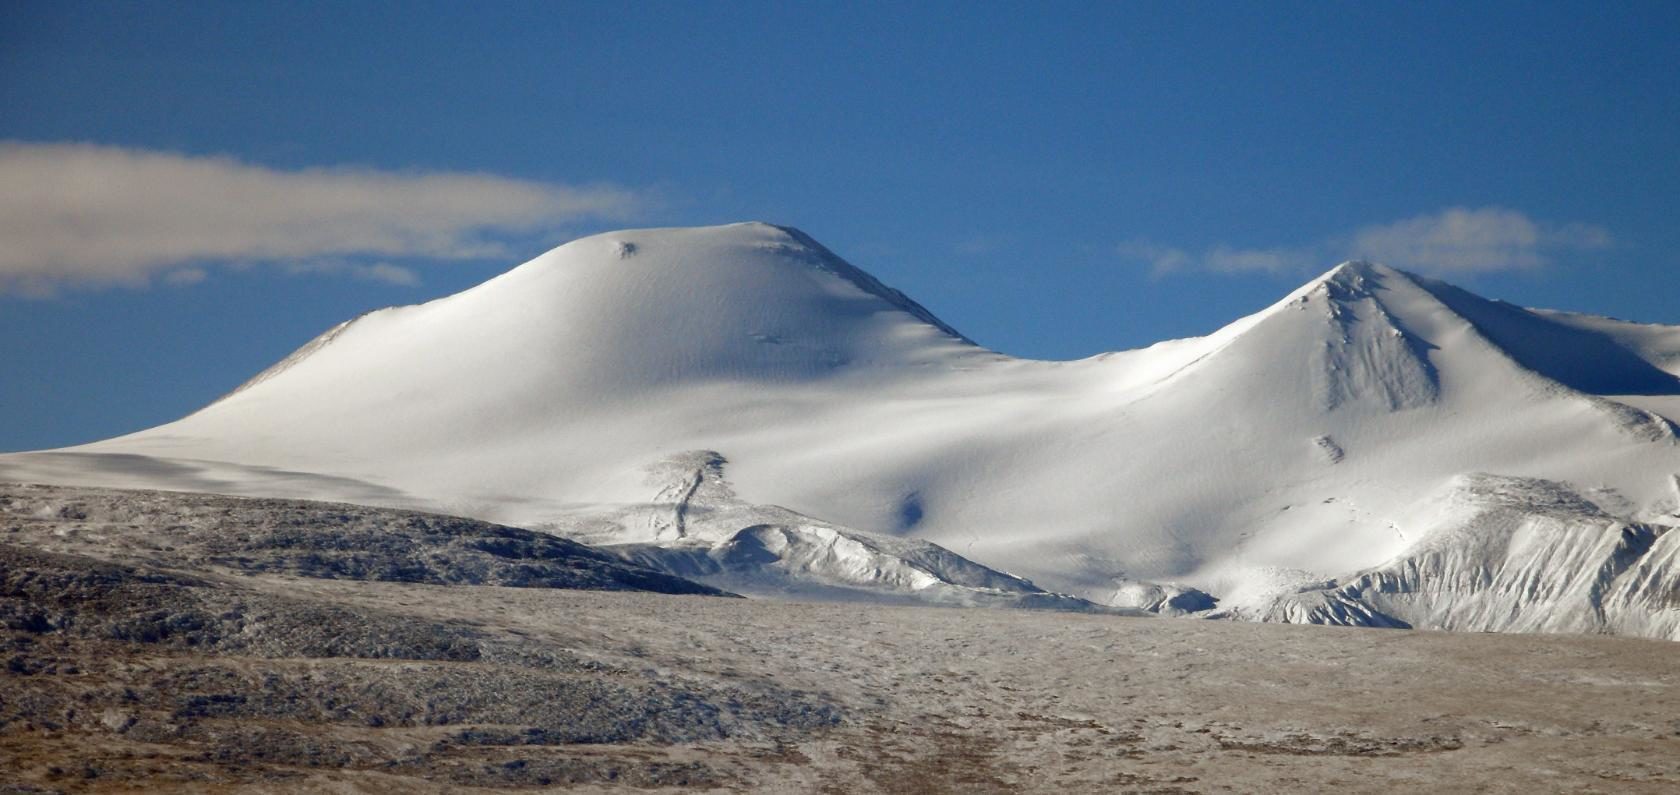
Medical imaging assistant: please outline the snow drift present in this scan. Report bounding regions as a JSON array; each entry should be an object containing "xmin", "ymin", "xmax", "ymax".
[{"xmin": 5, "ymin": 222, "xmax": 1679, "ymax": 636}]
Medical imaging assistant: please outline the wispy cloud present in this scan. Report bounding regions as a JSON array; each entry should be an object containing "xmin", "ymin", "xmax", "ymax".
[
  {"xmin": 281, "ymin": 260, "xmax": 423, "ymax": 287},
  {"xmin": 1117, "ymin": 240, "xmax": 1316, "ymax": 277},
  {"xmin": 954, "ymin": 235, "xmax": 1007, "ymax": 256},
  {"xmin": 0, "ymin": 141, "xmax": 643, "ymax": 294},
  {"xmin": 1345, "ymin": 207, "xmax": 1610, "ymax": 274},
  {"xmin": 1121, "ymin": 207, "xmax": 1611, "ymax": 277}
]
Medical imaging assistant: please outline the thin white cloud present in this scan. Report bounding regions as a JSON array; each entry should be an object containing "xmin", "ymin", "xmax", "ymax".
[
  {"xmin": 358, "ymin": 263, "xmax": 421, "ymax": 287},
  {"xmin": 1114, "ymin": 240, "xmax": 1195, "ymax": 276},
  {"xmin": 1345, "ymin": 207, "xmax": 1609, "ymax": 273},
  {"xmin": 0, "ymin": 141, "xmax": 643, "ymax": 294},
  {"xmin": 954, "ymin": 235, "xmax": 1008, "ymax": 256},
  {"xmin": 1122, "ymin": 207, "xmax": 1611, "ymax": 277},
  {"xmin": 1203, "ymin": 245, "xmax": 1316, "ymax": 275},
  {"xmin": 282, "ymin": 260, "xmax": 423, "ymax": 287},
  {"xmin": 1118, "ymin": 241, "xmax": 1316, "ymax": 277},
  {"xmin": 162, "ymin": 267, "xmax": 208, "ymax": 287}
]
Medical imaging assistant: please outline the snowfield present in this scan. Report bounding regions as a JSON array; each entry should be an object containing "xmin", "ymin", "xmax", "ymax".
[{"xmin": 4, "ymin": 222, "xmax": 1679, "ymax": 637}]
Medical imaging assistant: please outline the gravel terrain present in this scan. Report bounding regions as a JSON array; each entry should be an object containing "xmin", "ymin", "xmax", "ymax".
[{"xmin": 4, "ymin": 484, "xmax": 1679, "ymax": 793}]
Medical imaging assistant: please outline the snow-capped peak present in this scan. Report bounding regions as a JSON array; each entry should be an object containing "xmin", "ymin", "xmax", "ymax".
[
  {"xmin": 1269, "ymin": 260, "xmax": 1408, "ymax": 311},
  {"xmin": 492, "ymin": 221, "xmax": 968, "ymax": 342},
  {"xmin": 4, "ymin": 224, "xmax": 1678, "ymax": 639}
]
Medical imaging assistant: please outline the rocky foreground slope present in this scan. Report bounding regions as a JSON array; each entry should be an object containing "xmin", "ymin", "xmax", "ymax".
[
  {"xmin": 4, "ymin": 486, "xmax": 1680, "ymax": 793},
  {"xmin": 0, "ymin": 483, "xmax": 728, "ymax": 597}
]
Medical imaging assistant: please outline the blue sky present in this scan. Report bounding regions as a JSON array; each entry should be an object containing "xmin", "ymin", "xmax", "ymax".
[{"xmin": 3, "ymin": 1, "xmax": 1677, "ymax": 451}]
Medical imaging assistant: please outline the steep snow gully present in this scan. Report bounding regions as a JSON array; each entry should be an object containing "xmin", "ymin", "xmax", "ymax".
[{"xmin": 5, "ymin": 223, "xmax": 1679, "ymax": 637}]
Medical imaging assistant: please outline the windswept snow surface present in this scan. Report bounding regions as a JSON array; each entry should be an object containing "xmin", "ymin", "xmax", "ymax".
[{"xmin": 6, "ymin": 222, "xmax": 1680, "ymax": 635}]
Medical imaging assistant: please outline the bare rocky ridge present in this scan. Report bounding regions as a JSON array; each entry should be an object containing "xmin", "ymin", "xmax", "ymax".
[
  {"xmin": 0, "ymin": 483, "xmax": 728, "ymax": 597},
  {"xmin": 4, "ymin": 484, "xmax": 1680, "ymax": 793}
]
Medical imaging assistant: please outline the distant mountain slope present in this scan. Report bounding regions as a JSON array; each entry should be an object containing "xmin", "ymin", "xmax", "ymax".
[{"xmin": 3, "ymin": 223, "xmax": 1678, "ymax": 635}]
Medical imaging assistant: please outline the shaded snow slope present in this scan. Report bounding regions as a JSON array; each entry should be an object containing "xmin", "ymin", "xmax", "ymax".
[
  {"xmin": 4, "ymin": 223, "xmax": 1679, "ymax": 635},
  {"xmin": 571, "ymin": 450, "xmax": 1111, "ymax": 611}
]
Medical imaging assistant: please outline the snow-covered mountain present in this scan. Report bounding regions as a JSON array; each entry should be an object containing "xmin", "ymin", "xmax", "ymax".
[{"xmin": 6, "ymin": 222, "xmax": 1679, "ymax": 635}]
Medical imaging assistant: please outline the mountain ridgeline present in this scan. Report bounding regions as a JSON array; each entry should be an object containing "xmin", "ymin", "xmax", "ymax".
[{"xmin": 4, "ymin": 223, "xmax": 1679, "ymax": 637}]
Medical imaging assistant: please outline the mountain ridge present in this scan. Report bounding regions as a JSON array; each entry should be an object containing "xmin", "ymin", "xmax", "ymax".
[{"xmin": 5, "ymin": 222, "xmax": 1679, "ymax": 637}]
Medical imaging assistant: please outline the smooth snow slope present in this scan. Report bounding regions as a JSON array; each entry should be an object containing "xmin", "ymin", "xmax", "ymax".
[{"xmin": 5, "ymin": 223, "xmax": 1679, "ymax": 633}]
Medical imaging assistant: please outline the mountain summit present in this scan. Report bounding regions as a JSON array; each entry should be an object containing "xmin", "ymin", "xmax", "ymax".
[
  {"xmin": 6, "ymin": 223, "xmax": 1679, "ymax": 637},
  {"xmin": 225, "ymin": 222, "xmax": 976, "ymax": 408}
]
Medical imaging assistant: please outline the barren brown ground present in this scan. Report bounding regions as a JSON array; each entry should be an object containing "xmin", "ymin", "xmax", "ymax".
[
  {"xmin": 4, "ymin": 485, "xmax": 1679, "ymax": 793},
  {"xmin": 8, "ymin": 578, "xmax": 1680, "ymax": 793}
]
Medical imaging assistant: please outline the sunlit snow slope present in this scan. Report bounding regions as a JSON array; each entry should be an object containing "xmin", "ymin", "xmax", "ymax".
[{"xmin": 6, "ymin": 223, "xmax": 1680, "ymax": 635}]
